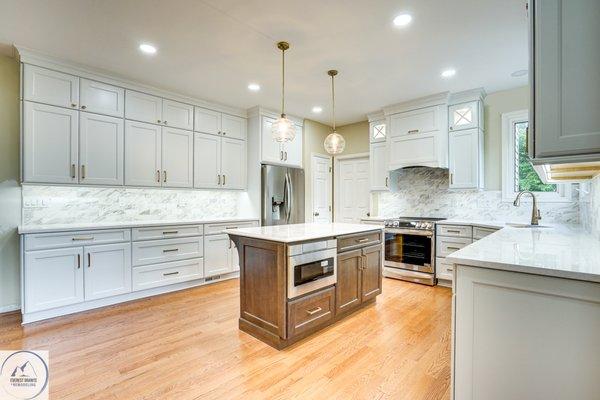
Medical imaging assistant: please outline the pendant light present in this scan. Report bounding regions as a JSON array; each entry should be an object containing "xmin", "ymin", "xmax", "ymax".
[
  {"xmin": 271, "ymin": 41, "xmax": 296, "ymax": 143},
  {"xmin": 324, "ymin": 70, "xmax": 346, "ymax": 154}
]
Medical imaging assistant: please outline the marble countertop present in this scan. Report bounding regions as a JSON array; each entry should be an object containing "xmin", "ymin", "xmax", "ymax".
[
  {"xmin": 18, "ymin": 217, "xmax": 260, "ymax": 234},
  {"xmin": 439, "ymin": 219, "xmax": 507, "ymax": 229},
  {"xmin": 446, "ymin": 224, "xmax": 600, "ymax": 283},
  {"xmin": 226, "ymin": 223, "xmax": 383, "ymax": 243}
]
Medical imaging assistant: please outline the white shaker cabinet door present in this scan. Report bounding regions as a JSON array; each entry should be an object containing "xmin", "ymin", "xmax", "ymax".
[
  {"xmin": 23, "ymin": 101, "xmax": 79, "ymax": 184},
  {"xmin": 125, "ymin": 90, "xmax": 162, "ymax": 124},
  {"xmin": 24, "ymin": 247, "xmax": 84, "ymax": 313},
  {"xmin": 370, "ymin": 141, "xmax": 389, "ymax": 191},
  {"xmin": 194, "ymin": 132, "xmax": 221, "ymax": 189},
  {"xmin": 221, "ymin": 137, "xmax": 246, "ymax": 189},
  {"xmin": 162, "ymin": 99, "xmax": 194, "ymax": 131},
  {"xmin": 282, "ymin": 125, "xmax": 302, "ymax": 167},
  {"xmin": 449, "ymin": 101, "xmax": 480, "ymax": 132},
  {"xmin": 204, "ymin": 234, "xmax": 231, "ymax": 277},
  {"xmin": 79, "ymin": 113, "xmax": 124, "ymax": 185},
  {"xmin": 449, "ymin": 128, "xmax": 481, "ymax": 189},
  {"xmin": 194, "ymin": 107, "xmax": 221, "ymax": 135},
  {"xmin": 221, "ymin": 114, "xmax": 247, "ymax": 140},
  {"xmin": 23, "ymin": 64, "xmax": 79, "ymax": 109},
  {"xmin": 161, "ymin": 127, "xmax": 194, "ymax": 188},
  {"xmin": 261, "ymin": 116, "xmax": 283, "ymax": 164},
  {"xmin": 125, "ymin": 121, "xmax": 162, "ymax": 187},
  {"xmin": 79, "ymin": 79, "xmax": 125, "ymax": 117},
  {"xmin": 84, "ymin": 243, "xmax": 132, "ymax": 301}
]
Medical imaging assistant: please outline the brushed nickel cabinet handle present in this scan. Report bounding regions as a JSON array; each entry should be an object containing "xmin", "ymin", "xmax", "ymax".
[
  {"xmin": 306, "ymin": 307, "xmax": 322, "ymax": 316},
  {"xmin": 163, "ymin": 271, "xmax": 179, "ymax": 276},
  {"xmin": 77, "ymin": 254, "xmax": 81, "ymax": 269},
  {"xmin": 81, "ymin": 165, "xmax": 86, "ymax": 180},
  {"xmin": 71, "ymin": 164, "xmax": 76, "ymax": 179},
  {"xmin": 156, "ymin": 170, "xmax": 161, "ymax": 183},
  {"xmin": 87, "ymin": 253, "xmax": 91, "ymax": 268},
  {"xmin": 225, "ymin": 226, "xmax": 238, "ymax": 230},
  {"xmin": 163, "ymin": 248, "xmax": 179, "ymax": 253},
  {"xmin": 162, "ymin": 230, "xmax": 179, "ymax": 235},
  {"xmin": 218, "ymin": 174, "xmax": 221, "ymax": 185},
  {"xmin": 356, "ymin": 238, "xmax": 370, "ymax": 243},
  {"xmin": 163, "ymin": 170, "xmax": 167, "ymax": 183},
  {"xmin": 447, "ymin": 246, "xmax": 461, "ymax": 251},
  {"xmin": 450, "ymin": 173, "xmax": 454, "ymax": 185},
  {"xmin": 222, "ymin": 175, "xmax": 226, "ymax": 185},
  {"xmin": 447, "ymin": 229, "xmax": 461, "ymax": 234},
  {"xmin": 408, "ymin": 129, "xmax": 420, "ymax": 134},
  {"xmin": 385, "ymin": 177, "xmax": 388, "ymax": 187},
  {"xmin": 280, "ymin": 151, "xmax": 284, "ymax": 161},
  {"xmin": 285, "ymin": 152, "xmax": 288, "ymax": 161},
  {"xmin": 72, "ymin": 236, "xmax": 94, "ymax": 241}
]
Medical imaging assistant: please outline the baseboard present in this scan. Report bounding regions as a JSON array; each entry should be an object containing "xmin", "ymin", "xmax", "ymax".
[{"xmin": 0, "ymin": 304, "xmax": 20, "ymax": 314}]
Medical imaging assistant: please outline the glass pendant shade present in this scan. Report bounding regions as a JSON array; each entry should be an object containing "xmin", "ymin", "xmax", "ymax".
[
  {"xmin": 324, "ymin": 130, "xmax": 346, "ymax": 154},
  {"xmin": 271, "ymin": 114, "xmax": 296, "ymax": 142}
]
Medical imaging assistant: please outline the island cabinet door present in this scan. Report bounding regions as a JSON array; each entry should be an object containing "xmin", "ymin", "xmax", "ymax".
[
  {"xmin": 336, "ymin": 249, "xmax": 363, "ymax": 315},
  {"xmin": 361, "ymin": 244, "xmax": 382, "ymax": 302}
]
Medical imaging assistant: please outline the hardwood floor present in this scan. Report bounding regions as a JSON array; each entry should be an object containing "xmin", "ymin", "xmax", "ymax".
[{"xmin": 0, "ymin": 278, "xmax": 452, "ymax": 400}]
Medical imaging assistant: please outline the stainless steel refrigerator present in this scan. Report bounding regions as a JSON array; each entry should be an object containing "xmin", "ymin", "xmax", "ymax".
[{"xmin": 262, "ymin": 164, "xmax": 305, "ymax": 226}]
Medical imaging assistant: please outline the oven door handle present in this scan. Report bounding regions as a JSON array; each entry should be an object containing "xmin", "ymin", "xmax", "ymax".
[{"xmin": 385, "ymin": 228, "xmax": 433, "ymax": 237}]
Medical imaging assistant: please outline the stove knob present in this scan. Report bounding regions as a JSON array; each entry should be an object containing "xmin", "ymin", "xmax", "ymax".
[
  {"xmin": 393, "ymin": 221, "xmax": 399, "ymax": 227},
  {"xmin": 416, "ymin": 222, "xmax": 423, "ymax": 229}
]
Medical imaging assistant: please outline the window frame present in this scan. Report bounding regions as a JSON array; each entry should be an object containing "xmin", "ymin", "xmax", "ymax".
[{"xmin": 501, "ymin": 110, "xmax": 572, "ymax": 202}]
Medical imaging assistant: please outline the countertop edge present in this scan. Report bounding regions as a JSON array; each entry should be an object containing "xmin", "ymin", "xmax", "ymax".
[{"xmin": 226, "ymin": 226, "xmax": 384, "ymax": 244}]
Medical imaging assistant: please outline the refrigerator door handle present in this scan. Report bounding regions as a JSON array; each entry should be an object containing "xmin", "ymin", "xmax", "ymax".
[
  {"xmin": 286, "ymin": 171, "xmax": 293, "ymax": 224},
  {"xmin": 283, "ymin": 172, "xmax": 289, "ymax": 223}
]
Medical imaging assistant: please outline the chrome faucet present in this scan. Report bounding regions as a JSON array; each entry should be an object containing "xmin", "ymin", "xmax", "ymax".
[{"xmin": 513, "ymin": 191, "xmax": 542, "ymax": 225}]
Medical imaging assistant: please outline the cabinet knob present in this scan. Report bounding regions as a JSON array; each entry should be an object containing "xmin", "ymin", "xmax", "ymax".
[
  {"xmin": 314, "ymin": 212, "xmax": 320, "ymax": 216},
  {"xmin": 71, "ymin": 103, "xmax": 77, "ymax": 108},
  {"xmin": 163, "ymin": 120, "xmax": 167, "ymax": 125},
  {"xmin": 81, "ymin": 105, "xmax": 87, "ymax": 110},
  {"xmin": 222, "ymin": 131, "xmax": 226, "ymax": 135},
  {"xmin": 157, "ymin": 120, "xmax": 162, "ymax": 124}
]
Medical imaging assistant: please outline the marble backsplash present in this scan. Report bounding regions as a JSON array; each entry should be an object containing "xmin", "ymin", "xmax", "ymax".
[
  {"xmin": 377, "ymin": 168, "xmax": 580, "ymax": 224},
  {"xmin": 22, "ymin": 185, "xmax": 247, "ymax": 226}
]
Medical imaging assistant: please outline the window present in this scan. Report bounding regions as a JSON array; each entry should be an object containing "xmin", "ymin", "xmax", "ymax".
[{"xmin": 502, "ymin": 110, "xmax": 572, "ymax": 202}]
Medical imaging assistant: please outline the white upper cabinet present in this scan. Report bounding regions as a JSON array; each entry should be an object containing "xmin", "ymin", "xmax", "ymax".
[
  {"xmin": 390, "ymin": 106, "xmax": 441, "ymax": 138},
  {"xmin": 260, "ymin": 116, "xmax": 282, "ymax": 165},
  {"xmin": 125, "ymin": 121, "xmax": 162, "ymax": 187},
  {"xmin": 84, "ymin": 243, "xmax": 132, "ymax": 301},
  {"xmin": 281, "ymin": 125, "xmax": 302, "ymax": 168},
  {"xmin": 370, "ymin": 121, "xmax": 387, "ymax": 143},
  {"xmin": 194, "ymin": 107, "xmax": 221, "ymax": 135},
  {"xmin": 449, "ymin": 101, "xmax": 480, "ymax": 132},
  {"xmin": 221, "ymin": 114, "xmax": 247, "ymax": 140},
  {"xmin": 23, "ymin": 65, "xmax": 79, "ymax": 109},
  {"xmin": 194, "ymin": 132, "xmax": 221, "ymax": 189},
  {"xmin": 162, "ymin": 99, "xmax": 194, "ymax": 131},
  {"xmin": 221, "ymin": 137, "xmax": 246, "ymax": 189},
  {"xmin": 370, "ymin": 141, "xmax": 388, "ymax": 191},
  {"xmin": 79, "ymin": 113, "xmax": 124, "ymax": 185},
  {"xmin": 23, "ymin": 102, "xmax": 79, "ymax": 184},
  {"xmin": 449, "ymin": 128, "xmax": 483, "ymax": 189},
  {"xmin": 161, "ymin": 127, "xmax": 193, "ymax": 188},
  {"xmin": 79, "ymin": 79, "xmax": 124, "ymax": 117},
  {"xmin": 125, "ymin": 90, "xmax": 162, "ymax": 125}
]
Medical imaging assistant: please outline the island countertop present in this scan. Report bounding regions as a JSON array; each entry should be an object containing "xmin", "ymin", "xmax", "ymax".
[{"xmin": 225, "ymin": 222, "xmax": 383, "ymax": 243}]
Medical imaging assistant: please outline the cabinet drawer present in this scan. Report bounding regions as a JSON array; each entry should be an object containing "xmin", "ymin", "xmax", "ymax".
[
  {"xmin": 436, "ymin": 257, "xmax": 454, "ymax": 281},
  {"xmin": 436, "ymin": 224, "xmax": 473, "ymax": 238},
  {"xmin": 204, "ymin": 220, "xmax": 258, "ymax": 235},
  {"xmin": 24, "ymin": 229, "xmax": 131, "ymax": 251},
  {"xmin": 473, "ymin": 226, "xmax": 498, "ymax": 241},
  {"xmin": 132, "ymin": 236, "xmax": 203, "ymax": 266},
  {"xmin": 287, "ymin": 286, "xmax": 335, "ymax": 337},
  {"xmin": 436, "ymin": 236, "xmax": 472, "ymax": 258},
  {"xmin": 337, "ymin": 231, "xmax": 381, "ymax": 252},
  {"xmin": 132, "ymin": 225, "xmax": 203, "ymax": 241},
  {"xmin": 132, "ymin": 258, "xmax": 204, "ymax": 291}
]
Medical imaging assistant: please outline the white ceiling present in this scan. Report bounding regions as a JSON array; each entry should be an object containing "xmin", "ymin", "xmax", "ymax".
[{"xmin": 0, "ymin": 0, "xmax": 528, "ymax": 125}]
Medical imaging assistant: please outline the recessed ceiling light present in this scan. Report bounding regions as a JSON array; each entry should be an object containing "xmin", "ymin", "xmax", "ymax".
[
  {"xmin": 441, "ymin": 69, "xmax": 456, "ymax": 78},
  {"xmin": 393, "ymin": 14, "xmax": 413, "ymax": 27},
  {"xmin": 247, "ymin": 83, "xmax": 261, "ymax": 91},
  {"xmin": 312, "ymin": 106, "xmax": 323, "ymax": 113},
  {"xmin": 139, "ymin": 43, "xmax": 157, "ymax": 55},
  {"xmin": 511, "ymin": 69, "xmax": 528, "ymax": 77}
]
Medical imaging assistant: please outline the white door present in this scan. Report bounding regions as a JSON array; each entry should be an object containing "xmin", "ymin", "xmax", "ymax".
[
  {"xmin": 79, "ymin": 113, "xmax": 124, "ymax": 185},
  {"xmin": 162, "ymin": 99, "xmax": 194, "ymax": 131},
  {"xmin": 24, "ymin": 247, "xmax": 84, "ymax": 313},
  {"xmin": 261, "ymin": 116, "xmax": 283, "ymax": 165},
  {"xmin": 23, "ymin": 101, "xmax": 79, "ymax": 184},
  {"xmin": 194, "ymin": 132, "xmax": 221, "ymax": 189},
  {"xmin": 449, "ymin": 128, "xmax": 481, "ymax": 189},
  {"xmin": 221, "ymin": 137, "xmax": 246, "ymax": 189},
  {"xmin": 125, "ymin": 121, "xmax": 162, "ymax": 187},
  {"xmin": 194, "ymin": 107, "xmax": 221, "ymax": 135},
  {"xmin": 204, "ymin": 234, "xmax": 231, "ymax": 277},
  {"xmin": 370, "ymin": 142, "xmax": 389, "ymax": 191},
  {"xmin": 281, "ymin": 125, "xmax": 302, "ymax": 167},
  {"xmin": 84, "ymin": 243, "xmax": 131, "ymax": 301},
  {"xmin": 311, "ymin": 155, "xmax": 332, "ymax": 223},
  {"xmin": 23, "ymin": 64, "xmax": 79, "ymax": 109},
  {"xmin": 221, "ymin": 114, "xmax": 247, "ymax": 140},
  {"xmin": 125, "ymin": 90, "xmax": 162, "ymax": 124},
  {"xmin": 161, "ymin": 127, "xmax": 193, "ymax": 188},
  {"xmin": 336, "ymin": 157, "xmax": 370, "ymax": 223},
  {"xmin": 79, "ymin": 79, "xmax": 124, "ymax": 117}
]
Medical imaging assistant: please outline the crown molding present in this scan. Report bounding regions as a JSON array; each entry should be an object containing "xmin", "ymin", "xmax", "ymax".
[
  {"xmin": 367, "ymin": 111, "xmax": 385, "ymax": 122},
  {"xmin": 449, "ymin": 87, "xmax": 487, "ymax": 105},
  {"xmin": 382, "ymin": 92, "xmax": 450, "ymax": 116},
  {"xmin": 246, "ymin": 106, "xmax": 304, "ymax": 126}
]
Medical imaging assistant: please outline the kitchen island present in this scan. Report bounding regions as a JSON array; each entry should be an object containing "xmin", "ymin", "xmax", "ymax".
[{"xmin": 227, "ymin": 223, "xmax": 384, "ymax": 349}]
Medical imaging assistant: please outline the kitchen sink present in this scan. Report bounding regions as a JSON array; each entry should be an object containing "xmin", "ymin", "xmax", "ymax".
[{"xmin": 505, "ymin": 223, "xmax": 550, "ymax": 229}]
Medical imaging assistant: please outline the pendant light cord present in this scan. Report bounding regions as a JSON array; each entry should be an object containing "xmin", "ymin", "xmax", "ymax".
[
  {"xmin": 331, "ymin": 73, "xmax": 336, "ymax": 131},
  {"xmin": 281, "ymin": 48, "xmax": 285, "ymax": 116}
]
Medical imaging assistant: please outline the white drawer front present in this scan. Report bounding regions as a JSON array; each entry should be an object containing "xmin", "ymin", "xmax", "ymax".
[
  {"xmin": 436, "ymin": 236, "xmax": 472, "ymax": 258},
  {"xmin": 437, "ymin": 224, "xmax": 473, "ymax": 238},
  {"xmin": 132, "ymin": 236, "xmax": 203, "ymax": 266},
  {"xmin": 204, "ymin": 220, "xmax": 258, "ymax": 235},
  {"xmin": 436, "ymin": 257, "xmax": 454, "ymax": 281},
  {"xmin": 25, "ymin": 229, "xmax": 131, "ymax": 251},
  {"xmin": 473, "ymin": 226, "xmax": 498, "ymax": 241},
  {"xmin": 132, "ymin": 258, "xmax": 204, "ymax": 291},
  {"xmin": 132, "ymin": 225, "xmax": 203, "ymax": 241}
]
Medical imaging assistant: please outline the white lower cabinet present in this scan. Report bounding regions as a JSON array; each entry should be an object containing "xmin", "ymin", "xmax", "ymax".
[
  {"xmin": 204, "ymin": 234, "xmax": 231, "ymax": 277},
  {"xmin": 132, "ymin": 258, "xmax": 203, "ymax": 291},
  {"xmin": 84, "ymin": 243, "xmax": 132, "ymax": 301}
]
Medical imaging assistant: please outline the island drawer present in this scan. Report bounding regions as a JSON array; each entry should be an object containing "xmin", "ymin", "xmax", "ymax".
[
  {"xmin": 436, "ymin": 224, "xmax": 472, "ymax": 238},
  {"xmin": 132, "ymin": 258, "xmax": 204, "ymax": 291},
  {"xmin": 132, "ymin": 236, "xmax": 203, "ymax": 266},
  {"xmin": 204, "ymin": 220, "xmax": 258, "ymax": 235},
  {"xmin": 436, "ymin": 257, "xmax": 454, "ymax": 281},
  {"xmin": 337, "ymin": 231, "xmax": 381, "ymax": 252},
  {"xmin": 132, "ymin": 224, "xmax": 203, "ymax": 241},
  {"xmin": 287, "ymin": 286, "xmax": 335, "ymax": 337},
  {"xmin": 473, "ymin": 226, "xmax": 498, "ymax": 240},
  {"xmin": 436, "ymin": 236, "xmax": 472, "ymax": 258},
  {"xmin": 24, "ymin": 229, "xmax": 131, "ymax": 251}
]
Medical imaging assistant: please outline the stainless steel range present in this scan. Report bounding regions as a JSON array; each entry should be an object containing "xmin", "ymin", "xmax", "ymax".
[{"xmin": 382, "ymin": 217, "xmax": 446, "ymax": 286}]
